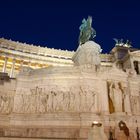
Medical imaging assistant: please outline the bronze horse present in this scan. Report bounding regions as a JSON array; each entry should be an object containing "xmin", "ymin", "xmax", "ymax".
[{"xmin": 79, "ymin": 16, "xmax": 96, "ymax": 45}]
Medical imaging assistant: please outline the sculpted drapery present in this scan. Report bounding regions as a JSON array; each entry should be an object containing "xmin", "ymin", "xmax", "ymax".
[{"xmin": 109, "ymin": 82, "xmax": 123, "ymax": 113}]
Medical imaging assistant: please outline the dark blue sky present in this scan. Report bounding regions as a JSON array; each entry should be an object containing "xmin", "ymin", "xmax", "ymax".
[{"xmin": 0, "ymin": 0, "xmax": 140, "ymax": 53}]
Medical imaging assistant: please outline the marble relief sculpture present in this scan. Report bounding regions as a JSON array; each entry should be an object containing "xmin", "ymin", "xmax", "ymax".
[
  {"xmin": 108, "ymin": 81, "xmax": 132, "ymax": 114},
  {"xmin": 130, "ymin": 95, "xmax": 140, "ymax": 114},
  {"xmin": 13, "ymin": 86, "xmax": 98, "ymax": 113},
  {"xmin": 109, "ymin": 82, "xmax": 124, "ymax": 113},
  {"xmin": 0, "ymin": 93, "xmax": 13, "ymax": 114}
]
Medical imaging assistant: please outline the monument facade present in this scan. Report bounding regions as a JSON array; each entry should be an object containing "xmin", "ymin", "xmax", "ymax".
[{"xmin": 0, "ymin": 17, "xmax": 140, "ymax": 140}]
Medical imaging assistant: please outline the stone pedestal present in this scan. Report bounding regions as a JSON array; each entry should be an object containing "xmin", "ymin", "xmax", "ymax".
[
  {"xmin": 88, "ymin": 123, "xmax": 108, "ymax": 140},
  {"xmin": 72, "ymin": 41, "xmax": 102, "ymax": 67}
]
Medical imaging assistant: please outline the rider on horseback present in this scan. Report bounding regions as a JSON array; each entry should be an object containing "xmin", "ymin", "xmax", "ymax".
[{"xmin": 79, "ymin": 16, "xmax": 96, "ymax": 45}]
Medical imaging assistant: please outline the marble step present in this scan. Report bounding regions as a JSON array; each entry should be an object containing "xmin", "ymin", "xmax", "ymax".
[{"xmin": 0, "ymin": 137, "xmax": 80, "ymax": 140}]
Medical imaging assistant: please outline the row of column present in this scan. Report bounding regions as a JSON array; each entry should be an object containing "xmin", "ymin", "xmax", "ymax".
[
  {"xmin": 2, "ymin": 57, "xmax": 46, "ymax": 78},
  {"xmin": 2, "ymin": 57, "xmax": 16, "ymax": 78}
]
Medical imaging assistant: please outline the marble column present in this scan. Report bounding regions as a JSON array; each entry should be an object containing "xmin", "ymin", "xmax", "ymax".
[
  {"xmin": 10, "ymin": 59, "xmax": 16, "ymax": 78},
  {"xmin": 2, "ymin": 57, "xmax": 8, "ymax": 73}
]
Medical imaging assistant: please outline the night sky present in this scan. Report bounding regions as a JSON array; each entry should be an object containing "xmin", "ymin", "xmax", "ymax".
[{"xmin": 0, "ymin": 0, "xmax": 140, "ymax": 53}]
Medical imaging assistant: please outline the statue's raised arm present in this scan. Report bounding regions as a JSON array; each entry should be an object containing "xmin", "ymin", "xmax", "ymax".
[{"xmin": 79, "ymin": 16, "xmax": 96, "ymax": 45}]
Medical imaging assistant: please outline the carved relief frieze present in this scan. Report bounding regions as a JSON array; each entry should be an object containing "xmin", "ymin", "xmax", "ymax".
[
  {"xmin": 0, "ymin": 92, "xmax": 14, "ymax": 114},
  {"xmin": 13, "ymin": 85, "xmax": 98, "ymax": 114}
]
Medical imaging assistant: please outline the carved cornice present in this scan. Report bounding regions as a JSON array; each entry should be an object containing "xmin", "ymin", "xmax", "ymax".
[
  {"xmin": 0, "ymin": 38, "xmax": 75, "ymax": 59},
  {"xmin": 0, "ymin": 47, "xmax": 73, "ymax": 65},
  {"xmin": 0, "ymin": 38, "xmax": 115, "ymax": 64},
  {"xmin": 130, "ymin": 50, "xmax": 140, "ymax": 56}
]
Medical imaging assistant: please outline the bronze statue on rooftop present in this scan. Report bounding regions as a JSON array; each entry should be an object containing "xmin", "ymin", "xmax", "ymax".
[
  {"xmin": 79, "ymin": 16, "xmax": 96, "ymax": 45},
  {"xmin": 113, "ymin": 38, "xmax": 132, "ymax": 48}
]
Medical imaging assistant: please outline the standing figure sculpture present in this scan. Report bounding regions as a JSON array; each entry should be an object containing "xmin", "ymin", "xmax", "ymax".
[
  {"xmin": 109, "ymin": 82, "xmax": 123, "ymax": 113},
  {"xmin": 79, "ymin": 16, "xmax": 96, "ymax": 45}
]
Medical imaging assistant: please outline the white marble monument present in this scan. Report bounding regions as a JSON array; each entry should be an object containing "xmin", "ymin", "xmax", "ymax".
[{"xmin": 0, "ymin": 17, "xmax": 140, "ymax": 140}]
